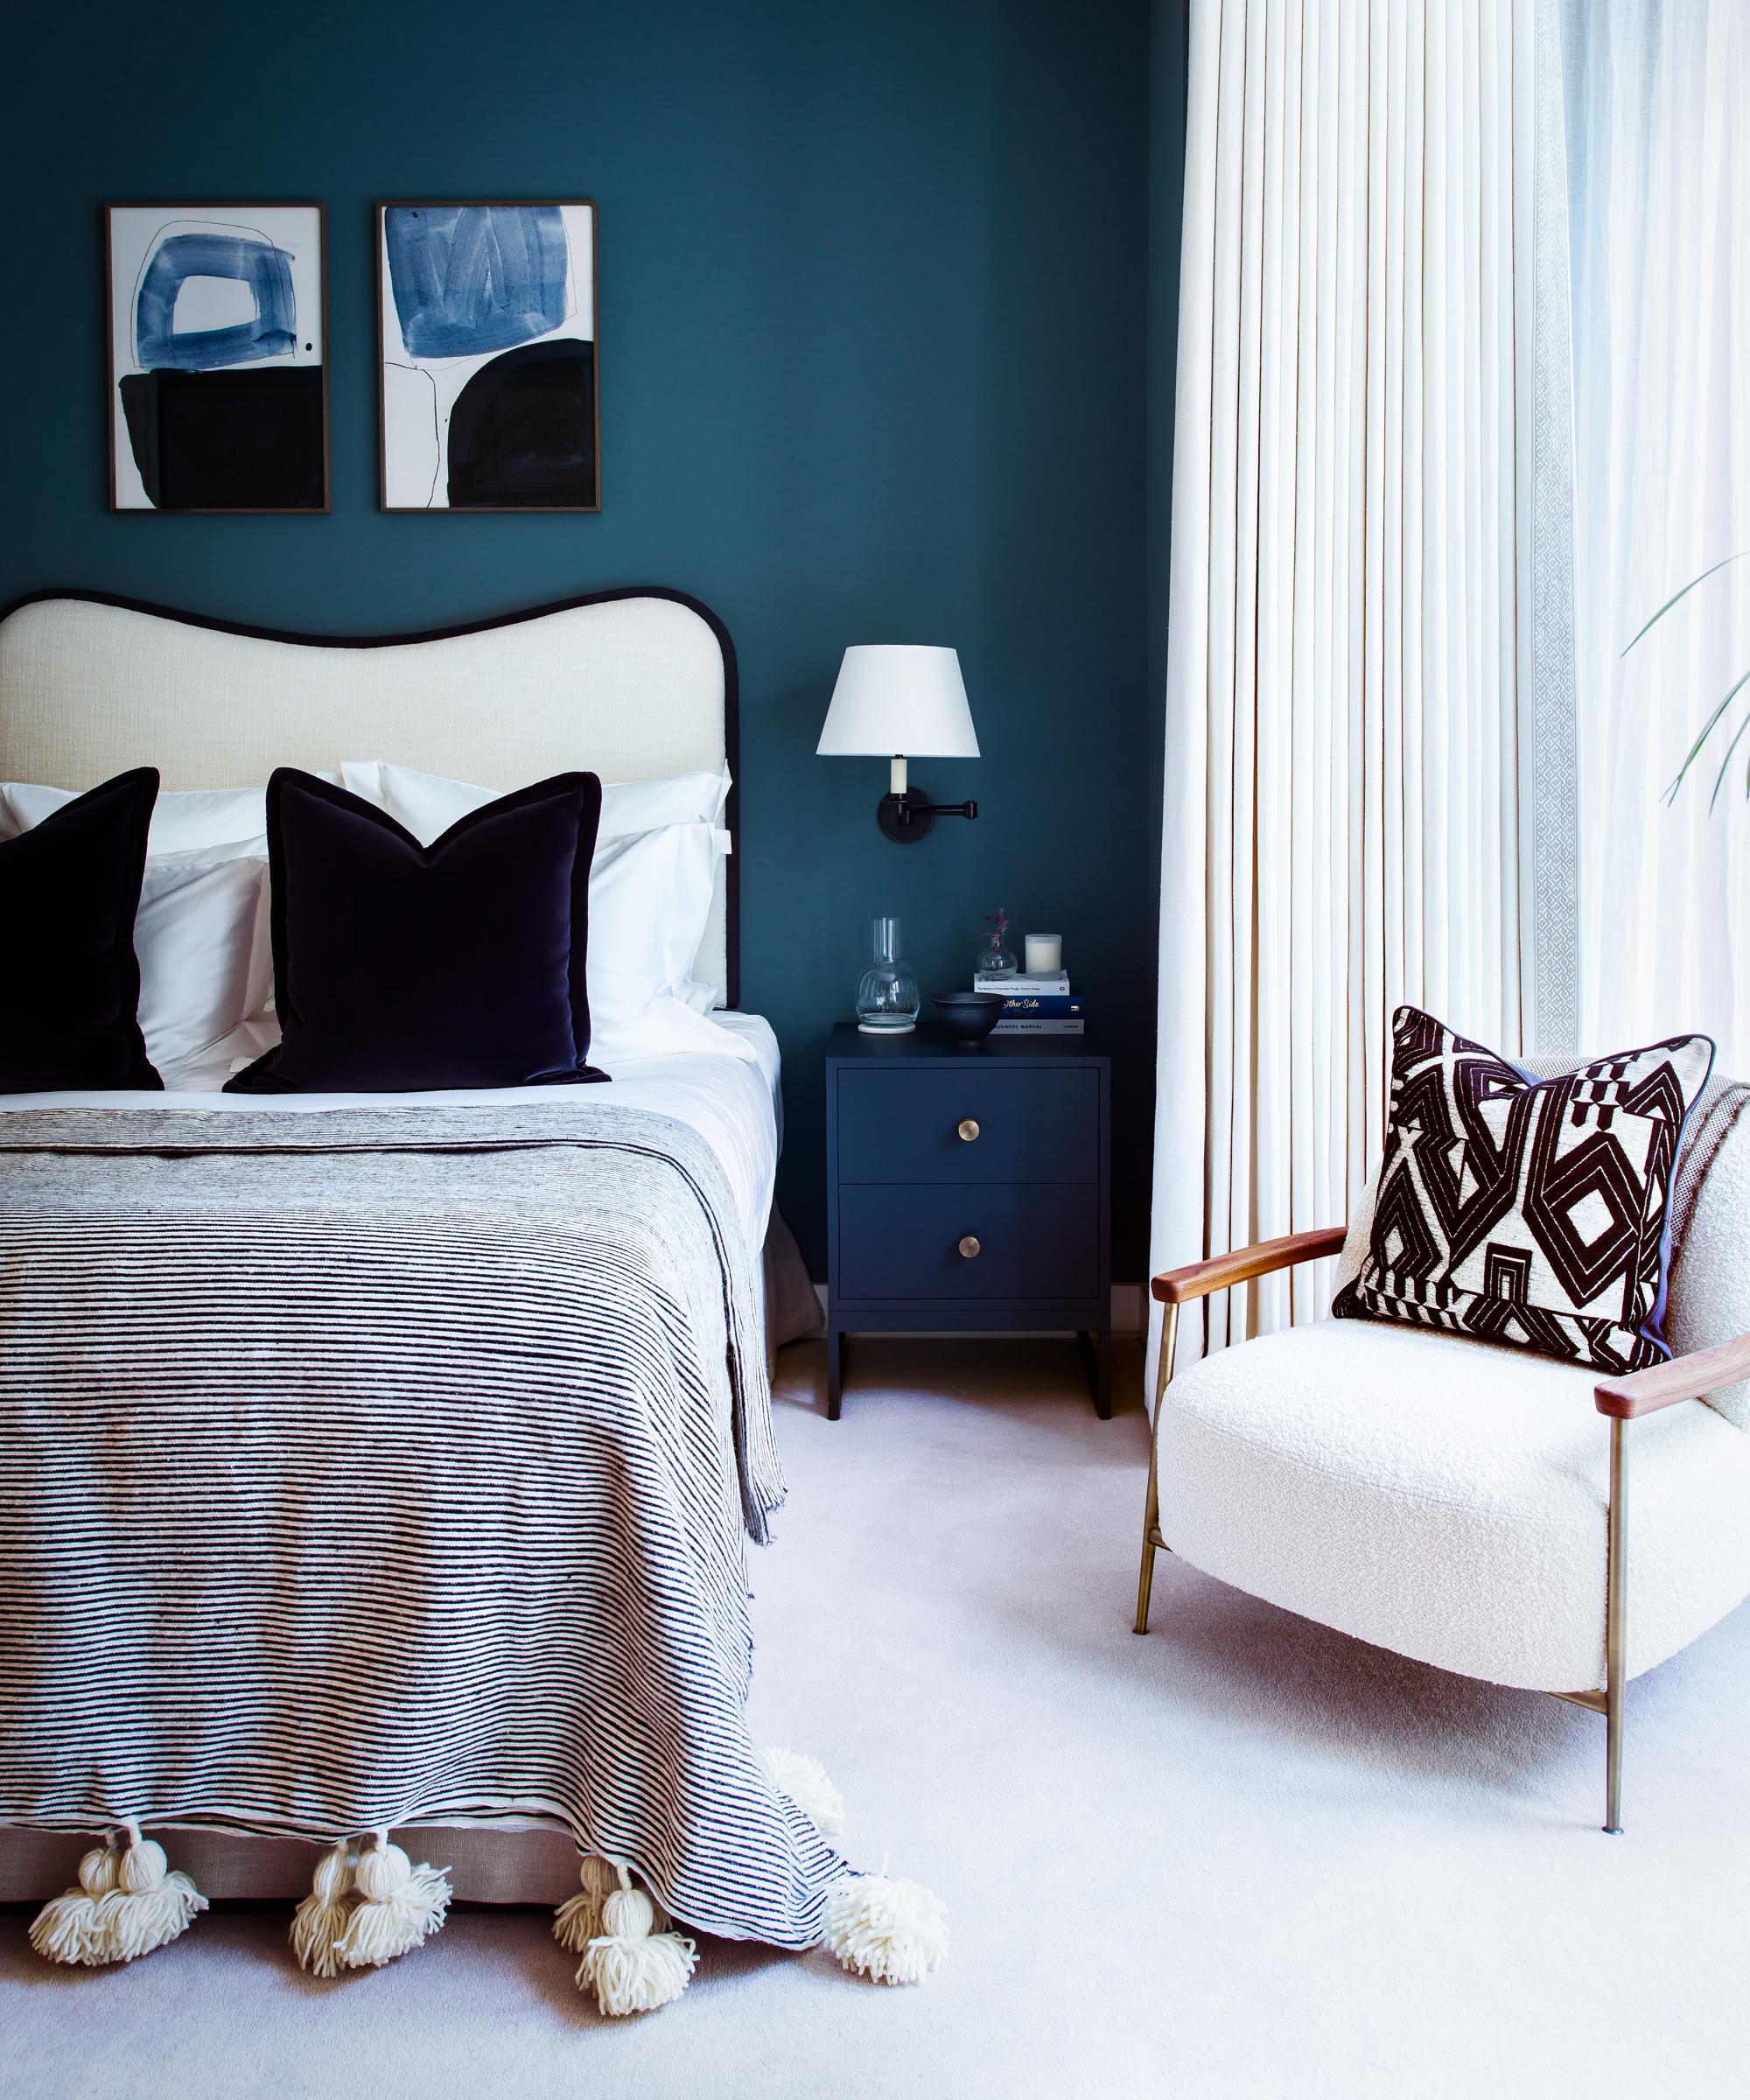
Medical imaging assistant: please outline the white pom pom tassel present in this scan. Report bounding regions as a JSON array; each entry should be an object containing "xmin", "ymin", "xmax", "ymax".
[
  {"xmin": 28, "ymin": 1842, "xmax": 120, "ymax": 1965},
  {"xmin": 553, "ymin": 1854, "xmax": 620, "ymax": 1953},
  {"xmin": 333, "ymin": 1830, "xmax": 452, "ymax": 1970},
  {"xmin": 821, "ymin": 1873, "xmax": 948, "ymax": 1986},
  {"xmin": 96, "ymin": 1825, "xmax": 207, "ymax": 1963},
  {"xmin": 32, "ymin": 1824, "xmax": 206, "ymax": 1967},
  {"xmin": 757, "ymin": 1746, "xmax": 846, "ymax": 1838},
  {"xmin": 578, "ymin": 1866, "xmax": 697, "ymax": 2016},
  {"xmin": 290, "ymin": 1839, "xmax": 360, "ymax": 1978}
]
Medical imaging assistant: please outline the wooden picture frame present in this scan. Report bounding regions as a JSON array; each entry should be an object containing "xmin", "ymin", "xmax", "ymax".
[
  {"xmin": 106, "ymin": 202, "xmax": 330, "ymax": 514},
  {"xmin": 376, "ymin": 200, "xmax": 599, "ymax": 513}
]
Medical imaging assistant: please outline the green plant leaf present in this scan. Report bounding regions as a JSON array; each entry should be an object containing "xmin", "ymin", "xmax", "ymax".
[
  {"xmin": 1707, "ymin": 701, "xmax": 1750, "ymax": 813},
  {"xmin": 1623, "ymin": 549, "xmax": 1750, "ymax": 657},
  {"xmin": 1664, "ymin": 664, "xmax": 1750, "ymax": 804}
]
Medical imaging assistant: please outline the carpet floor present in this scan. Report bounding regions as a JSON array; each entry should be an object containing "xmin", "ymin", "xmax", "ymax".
[{"xmin": 5, "ymin": 1334, "xmax": 1746, "ymax": 2099}]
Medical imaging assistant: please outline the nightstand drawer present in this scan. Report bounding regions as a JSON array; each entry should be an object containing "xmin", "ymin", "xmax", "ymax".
[
  {"xmin": 836, "ymin": 1067, "xmax": 1098, "ymax": 1186},
  {"xmin": 836, "ymin": 1184, "xmax": 1100, "ymax": 1301}
]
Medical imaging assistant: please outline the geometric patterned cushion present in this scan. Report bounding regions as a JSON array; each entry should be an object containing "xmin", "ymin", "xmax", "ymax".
[{"xmin": 1333, "ymin": 1005, "xmax": 1715, "ymax": 1374}]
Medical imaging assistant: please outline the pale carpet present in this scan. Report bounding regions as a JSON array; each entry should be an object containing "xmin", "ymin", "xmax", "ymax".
[{"xmin": 5, "ymin": 1335, "xmax": 1747, "ymax": 2099}]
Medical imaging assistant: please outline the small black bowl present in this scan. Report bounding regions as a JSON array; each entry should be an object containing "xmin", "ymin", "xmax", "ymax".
[{"xmin": 933, "ymin": 991, "xmax": 1005, "ymax": 1046}]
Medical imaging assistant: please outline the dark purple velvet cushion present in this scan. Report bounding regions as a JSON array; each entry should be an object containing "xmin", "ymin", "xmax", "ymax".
[
  {"xmin": 226, "ymin": 767, "xmax": 607, "ymax": 1094},
  {"xmin": 0, "ymin": 766, "xmax": 162, "ymax": 1092}
]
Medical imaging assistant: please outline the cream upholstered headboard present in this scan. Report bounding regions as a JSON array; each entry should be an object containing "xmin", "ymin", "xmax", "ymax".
[{"xmin": 0, "ymin": 586, "xmax": 740, "ymax": 1007}]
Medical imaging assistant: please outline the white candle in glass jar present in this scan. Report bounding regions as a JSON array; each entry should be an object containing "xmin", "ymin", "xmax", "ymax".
[{"xmin": 1025, "ymin": 934, "xmax": 1061, "ymax": 974}]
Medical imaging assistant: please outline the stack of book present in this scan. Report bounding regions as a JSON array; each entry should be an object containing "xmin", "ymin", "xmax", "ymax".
[{"xmin": 970, "ymin": 969, "xmax": 1084, "ymax": 1035}]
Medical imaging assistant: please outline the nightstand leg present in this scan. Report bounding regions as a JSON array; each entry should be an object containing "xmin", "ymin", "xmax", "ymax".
[
  {"xmin": 1075, "ymin": 1328, "xmax": 1113, "ymax": 1420},
  {"xmin": 827, "ymin": 1326, "xmax": 844, "ymax": 1421}
]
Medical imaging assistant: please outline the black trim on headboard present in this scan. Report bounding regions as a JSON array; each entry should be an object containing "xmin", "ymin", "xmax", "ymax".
[{"xmin": 0, "ymin": 584, "xmax": 742, "ymax": 1011}]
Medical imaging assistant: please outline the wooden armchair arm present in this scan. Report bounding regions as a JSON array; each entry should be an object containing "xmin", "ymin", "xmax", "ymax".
[
  {"xmin": 1594, "ymin": 1329, "xmax": 1750, "ymax": 1419},
  {"xmin": 1151, "ymin": 1226, "xmax": 1348, "ymax": 1306}
]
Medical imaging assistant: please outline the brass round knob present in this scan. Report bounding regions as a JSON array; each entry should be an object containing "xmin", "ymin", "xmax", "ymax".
[
  {"xmin": 958, "ymin": 1236, "xmax": 980, "ymax": 1258},
  {"xmin": 957, "ymin": 1119, "xmax": 980, "ymax": 1142}
]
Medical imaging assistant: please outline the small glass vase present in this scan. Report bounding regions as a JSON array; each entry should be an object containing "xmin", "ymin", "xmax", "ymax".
[
  {"xmin": 974, "ymin": 937, "xmax": 1017, "ymax": 979},
  {"xmin": 857, "ymin": 915, "xmax": 920, "ymax": 1033}
]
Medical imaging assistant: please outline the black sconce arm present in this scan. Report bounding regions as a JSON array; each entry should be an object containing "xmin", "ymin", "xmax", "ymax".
[{"xmin": 877, "ymin": 788, "xmax": 978, "ymax": 844}]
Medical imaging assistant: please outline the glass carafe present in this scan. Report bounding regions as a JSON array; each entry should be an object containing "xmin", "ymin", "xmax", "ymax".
[{"xmin": 856, "ymin": 915, "xmax": 920, "ymax": 1033}]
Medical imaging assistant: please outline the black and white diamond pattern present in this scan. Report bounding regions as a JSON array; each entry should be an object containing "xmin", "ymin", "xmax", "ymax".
[{"xmin": 1334, "ymin": 1007, "xmax": 1715, "ymax": 1374}]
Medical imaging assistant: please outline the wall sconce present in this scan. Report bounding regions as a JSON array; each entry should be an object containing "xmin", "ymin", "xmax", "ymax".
[{"xmin": 816, "ymin": 644, "xmax": 980, "ymax": 844}]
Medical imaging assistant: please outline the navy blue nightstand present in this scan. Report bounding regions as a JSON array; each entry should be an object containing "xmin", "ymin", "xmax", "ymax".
[{"xmin": 824, "ymin": 1022, "xmax": 1112, "ymax": 1420}]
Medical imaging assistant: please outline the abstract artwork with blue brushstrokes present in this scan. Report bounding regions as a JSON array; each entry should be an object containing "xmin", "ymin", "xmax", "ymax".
[
  {"xmin": 135, "ymin": 230, "xmax": 298, "ymax": 371},
  {"xmin": 383, "ymin": 205, "xmax": 570, "ymax": 360},
  {"xmin": 108, "ymin": 206, "xmax": 327, "ymax": 512},
  {"xmin": 378, "ymin": 200, "xmax": 598, "ymax": 512}
]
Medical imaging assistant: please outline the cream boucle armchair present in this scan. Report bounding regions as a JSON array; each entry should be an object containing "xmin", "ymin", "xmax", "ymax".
[{"xmin": 1134, "ymin": 1093, "xmax": 1750, "ymax": 1833}]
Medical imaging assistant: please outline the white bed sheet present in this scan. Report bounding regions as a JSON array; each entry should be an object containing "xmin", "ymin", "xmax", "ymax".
[{"xmin": 0, "ymin": 1011, "xmax": 782, "ymax": 1262}]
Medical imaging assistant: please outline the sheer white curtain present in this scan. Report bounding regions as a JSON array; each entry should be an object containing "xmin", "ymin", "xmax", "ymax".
[
  {"xmin": 1151, "ymin": 0, "xmax": 1574, "ymax": 1380},
  {"xmin": 1564, "ymin": 0, "xmax": 1750, "ymax": 1074}
]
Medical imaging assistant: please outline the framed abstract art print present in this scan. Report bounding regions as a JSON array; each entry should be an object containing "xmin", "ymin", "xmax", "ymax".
[
  {"xmin": 107, "ymin": 203, "xmax": 329, "ymax": 513},
  {"xmin": 376, "ymin": 200, "xmax": 599, "ymax": 513}
]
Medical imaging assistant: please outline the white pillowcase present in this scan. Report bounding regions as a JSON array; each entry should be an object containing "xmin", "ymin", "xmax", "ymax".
[
  {"xmin": 0, "ymin": 781, "xmax": 77, "ymax": 839},
  {"xmin": 136, "ymin": 848, "xmax": 274, "ymax": 1077},
  {"xmin": 606, "ymin": 769, "xmax": 732, "ymax": 840},
  {"xmin": 142, "ymin": 786, "xmax": 270, "ymax": 858},
  {"xmin": 0, "ymin": 779, "xmax": 270, "ymax": 858},
  {"xmin": 335, "ymin": 758, "xmax": 731, "ymax": 846},
  {"xmin": 585, "ymin": 823, "xmax": 752, "ymax": 1067}
]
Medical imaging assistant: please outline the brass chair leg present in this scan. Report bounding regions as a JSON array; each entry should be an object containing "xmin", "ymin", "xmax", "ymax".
[
  {"xmin": 1605, "ymin": 1416, "xmax": 1627, "ymax": 1834},
  {"xmin": 1135, "ymin": 1303, "xmax": 1178, "ymax": 1634}
]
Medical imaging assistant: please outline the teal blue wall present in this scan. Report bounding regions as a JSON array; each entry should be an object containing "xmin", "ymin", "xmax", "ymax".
[{"xmin": 1, "ymin": 0, "xmax": 1168, "ymax": 1280}]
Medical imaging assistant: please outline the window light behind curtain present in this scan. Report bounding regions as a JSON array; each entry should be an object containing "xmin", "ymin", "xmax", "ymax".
[
  {"xmin": 1150, "ymin": 0, "xmax": 1579, "ymax": 1384},
  {"xmin": 1564, "ymin": 0, "xmax": 1750, "ymax": 1071}
]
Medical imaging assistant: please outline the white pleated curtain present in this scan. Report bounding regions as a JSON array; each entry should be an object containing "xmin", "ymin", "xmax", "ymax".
[
  {"xmin": 1151, "ymin": 0, "xmax": 1577, "ymax": 1378},
  {"xmin": 1564, "ymin": 0, "xmax": 1750, "ymax": 1072}
]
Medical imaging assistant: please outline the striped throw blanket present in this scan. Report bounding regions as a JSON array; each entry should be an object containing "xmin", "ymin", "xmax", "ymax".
[{"xmin": 0, "ymin": 1103, "xmax": 848, "ymax": 1947}]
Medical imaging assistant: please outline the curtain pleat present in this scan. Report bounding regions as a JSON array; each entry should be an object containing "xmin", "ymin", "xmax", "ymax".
[{"xmin": 1151, "ymin": 0, "xmax": 1544, "ymax": 1385}]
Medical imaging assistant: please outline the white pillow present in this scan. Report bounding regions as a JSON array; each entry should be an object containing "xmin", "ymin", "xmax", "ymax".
[
  {"xmin": 334, "ymin": 759, "xmax": 732, "ymax": 846},
  {"xmin": 144, "ymin": 787, "xmax": 270, "ymax": 858},
  {"xmin": 588, "ymin": 822, "xmax": 716, "ymax": 1004},
  {"xmin": 0, "ymin": 781, "xmax": 76, "ymax": 838},
  {"xmin": 584, "ymin": 822, "xmax": 752, "ymax": 1066},
  {"xmin": 602, "ymin": 769, "xmax": 732, "ymax": 839},
  {"xmin": 136, "ymin": 848, "xmax": 274, "ymax": 1073},
  {"xmin": 0, "ymin": 779, "xmax": 270, "ymax": 858}
]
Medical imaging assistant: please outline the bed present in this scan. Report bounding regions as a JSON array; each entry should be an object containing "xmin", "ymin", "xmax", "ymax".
[{"xmin": 0, "ymin": 588, "xmax": 938, "ymax": 2005}]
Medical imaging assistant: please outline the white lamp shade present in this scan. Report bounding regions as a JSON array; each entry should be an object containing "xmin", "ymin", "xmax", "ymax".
[{"xmin": 816, "ymin": 645, "xmax": 980, "ymax": 758}]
